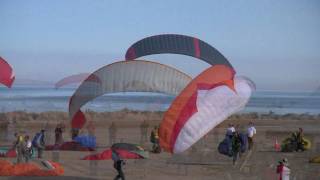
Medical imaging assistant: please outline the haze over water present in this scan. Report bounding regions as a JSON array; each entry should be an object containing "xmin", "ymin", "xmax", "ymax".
[{"xmin": 1, "ymin": 85, "xmax": 319, "ymax": 115}]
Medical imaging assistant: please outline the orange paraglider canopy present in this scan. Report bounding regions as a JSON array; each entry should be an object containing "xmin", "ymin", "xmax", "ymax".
[
  {"xmin": 159, "ymin": 65, "xmax": 236, "ymax": 153},
  {"xmin": 0, "ymin": 160, "xmax": 64, "ymax": 176}
]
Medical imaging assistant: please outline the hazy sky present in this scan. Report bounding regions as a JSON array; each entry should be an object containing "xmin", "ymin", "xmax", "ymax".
[{"xmin": 1, "ymin": 0, "xmax": 319, "ymax": 91}]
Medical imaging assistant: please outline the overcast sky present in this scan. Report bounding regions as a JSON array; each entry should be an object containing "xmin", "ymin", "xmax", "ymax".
[{"xmin": 0, "ymin": 0, "xmax": 319, "ymax": 91}]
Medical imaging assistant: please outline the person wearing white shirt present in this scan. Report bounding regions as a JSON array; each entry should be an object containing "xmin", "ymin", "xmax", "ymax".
[
  {"xmin": 281, "ymin": 158, "xmax": 290, "ymax": 180},
  {"xmin": 247, "ymin": 122, "xmax": 256, "ymax": 150},
  {"xmin": 23, "ymin": 135, "xmax": 33, "ymax": 163},
  {"xmin": 226, "ymin": 124, "xmax": 235, "ymax": 138}
]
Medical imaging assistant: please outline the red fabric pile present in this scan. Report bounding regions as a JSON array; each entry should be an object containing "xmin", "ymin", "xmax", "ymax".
[
  {"xmin": 82, "ymin": 149, "xmax": 141, "ymax": 160},
  {"xmin": 0, "ymin": 160, "xmax": 64, "ymax": 176},
  {"xmin": 0, "ymin": 149, "xmax": 17, "ymax": 158},
  {"xmin": 46, "ymin": 141, "xmax": 94, "ymax": 151}
]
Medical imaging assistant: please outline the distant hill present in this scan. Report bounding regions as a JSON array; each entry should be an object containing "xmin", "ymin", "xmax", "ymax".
[{"xmin": 14, "ymin": 78, "xmax": 54, "ymax": 86}]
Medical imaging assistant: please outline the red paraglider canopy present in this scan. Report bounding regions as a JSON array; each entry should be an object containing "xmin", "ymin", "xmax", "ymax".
[
  {"xmin": 0, "ymin": 148, "xmax": 16, "ymax": 158},
  {"xmin": 82, "ymin": 149, "xmax": 142, "ymax": 160},
  {"xmin": 82, "ymin": 143, "xmax": 148, "ymax": 160},
  {"xmin": 0, "ymin": 56, "xmax": 15, "ymax": 88}
]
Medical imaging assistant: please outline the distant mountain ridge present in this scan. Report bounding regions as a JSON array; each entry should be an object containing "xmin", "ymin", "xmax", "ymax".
[{"xmin": 14, "ymin": 78, "xmax": 54, "ymax": 85}]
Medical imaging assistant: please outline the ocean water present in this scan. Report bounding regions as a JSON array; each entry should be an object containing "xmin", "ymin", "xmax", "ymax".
[{"xmin": 0, "ymin": 85, "xmax": 319, "ymax": 114}]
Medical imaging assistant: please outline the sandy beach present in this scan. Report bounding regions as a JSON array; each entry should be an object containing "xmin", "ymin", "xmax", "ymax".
[
  {"xmin": 0, "ymin": 111, "xmax": 319, "ymax": 180},
  {"xmin": 1, "ymin": 0, "xmax": 320, "ymax": 179}
]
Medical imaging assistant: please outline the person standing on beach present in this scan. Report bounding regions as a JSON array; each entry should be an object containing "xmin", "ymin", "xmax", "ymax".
[
  {"xmin": 277, "ymin": 158, "xmax": 290, "ymax": 180},
  {"xmin": 296, "ymin": 128, "xmax": 304, "ymax": 152},
  {"xmin": 54, "ymin": 123, "xmax": 63, "ymax": 145},
  {"xmin": 32, "ymin": 130, "xmax": 46, "ymax": 158},
  {"xmin": 226, "ymin": 124, "xmax": 235, "ymax": 138},
  {"xmin": 13, "ymin": 132, "xmax": 24, "ymax": 164},
  {"xmin": 109, "ymin": 122, "xmax": 117, "ymax": 146},
  {"xmin": 247, "ymin": 122, "xmax": 256, "ymax": 150},
  {"xmin": 276, "ymin": 160, "xmax": 284, "ymax": 180},
  {"xmin": 71, "ymin": 128, "xmax": 80, "ymax": 139},
  {"xmin": 140, "ymin": 120, "xmax": 149, "ymax": 144},
  {"xmin": 112, "ymin": 149, "xmax": 126, "ymax": 180},
  {"xmin": 23, "ymin": 135, "xmax": 32, "ymax": 162},
  {"xmin": 231, "ymin": 131, "xmax": 242, "ymax": 165},
  {"xmin": 150, "ymin": 126, "xmax": 161, "ymax": 153}
]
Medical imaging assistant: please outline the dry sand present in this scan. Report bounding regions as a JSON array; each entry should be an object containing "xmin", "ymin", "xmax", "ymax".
[{"xmin": 0, "ymin": 111, "xmax": 319, "ymax": 180}]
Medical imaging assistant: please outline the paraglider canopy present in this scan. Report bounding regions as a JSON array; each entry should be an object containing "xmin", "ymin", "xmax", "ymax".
[
  {"xmin": 125, "ymin": 34, "xmax": 233, "ymax": 69},
  {"xmin": 112, "ymin": 143, "xmax": 144, "ymax": 152},
  {"xmin": 82, "ymin": 143, "xmax": 148, "ymax": 160},
  {"xmin": 0, "ymin": 57, "xmax": 15, "ymax": 88},
  {"xmin": 159, "ymin": 65, "xmax": 255, "ymax": 153},
  {"xmin": 54, "ymin": 73, "xmax": 91, "ymax": 89},
  {"xmin": 69, "ymin": 60, "xmax": 192, "ymax": 129}
]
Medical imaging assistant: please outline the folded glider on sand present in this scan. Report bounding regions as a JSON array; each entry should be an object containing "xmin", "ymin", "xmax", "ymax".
[
  {"xmin": 0, "ymin": 56, "xmax": 15, "ymax": 88},
  {"xmin": 309, "ymin": 155, "xmax": 320, "ymax": 163},
  {"xmin": 0, "ymin": 147, "xmax": 38, "ymax": 158},
  {"xmin": 82, "ymin": 143, "xmax": 148, "ymax": 160},
  {"xmin": 0, "ymin": 147, "xmax": 18, "ymax": 158},
  {"xmin": 69, "ymin": 60, "xmax": 192, "ymax": 129},
  {"xmin": 126, "ymin": 34, "xmax": 255, "ymax": 153},
  {"xmin": 45, "ymin": 141, "xmax": 95, "ymax": 151},
  {"xmin": 0, "ymin": 160, "xmax": 64, "ymax": 176}
]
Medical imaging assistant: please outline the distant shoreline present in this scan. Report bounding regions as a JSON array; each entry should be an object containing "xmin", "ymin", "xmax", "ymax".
[{"xmin": 1, "ymin": 110, "xmax": 319, "ymax": 128}]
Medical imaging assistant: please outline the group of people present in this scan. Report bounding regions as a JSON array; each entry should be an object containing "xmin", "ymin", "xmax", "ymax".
[
  {"xmin": 13, "ymin": 133, "xmax": 32, "ymax": 163},
  {"xmin": 13, "ymin": 129, "xmax": 45, "ymax": 164},
  {"xmin": 226, "ymin": 122, "xmax": 256, "ymax": 165},
  {"xmin": 281, "ymin": 127, "xmax": 307, "ymax": 152}
]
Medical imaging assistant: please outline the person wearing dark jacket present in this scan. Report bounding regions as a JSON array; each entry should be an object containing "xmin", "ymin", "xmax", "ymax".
[
  {"xmin": 112, "ymin": 149, "xmax": 125, "ymax": 180},
  {"xmin": 296, "ymin": 128, "xmax": 304, "ymax": 152},
  {"xmin": 231, "ymin": 132, "xmax": 242, "ymax": 165},
  {"xmin": 150, "ymin": 126, "xmax": 161, "ymax": 153},
  {"xmin": 33, "ymin": 130, "xmax": 46, "ymax": 158},
  {"xmin": 54, "ymin": 123, "xmax": 64, "ymax": 145}
]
